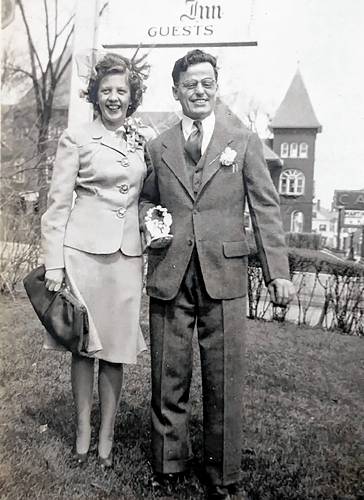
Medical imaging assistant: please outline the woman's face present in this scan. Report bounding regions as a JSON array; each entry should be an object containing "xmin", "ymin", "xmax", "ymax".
[{"xmin": 97, "ymin": 72, "xmax": 131, "ymax": 130}]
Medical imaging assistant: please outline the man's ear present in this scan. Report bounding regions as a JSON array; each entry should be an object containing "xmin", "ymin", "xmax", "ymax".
[{"xmin": 172, "ymin": 86, "xmax": 179, "ymax": 102}]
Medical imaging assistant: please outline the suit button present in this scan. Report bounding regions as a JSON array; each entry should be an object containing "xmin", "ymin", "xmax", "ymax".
[
  {"xmin": 187, "ymin": 239, "xmax": 193, "ymax": 246},
  {"xmin": 116, "ymin": 208, "xmax": 126, "ymax": 218},
  {"xmin": 119, "ymin": 184, "xmax": 129, "ymax": 194},
  {"xmin": 193, "ymin": 208, "xmax": 198, "ymax": 215},
  {"xmin": 119, "ymin": 158, "xmax": 129, "ymax": 168}
]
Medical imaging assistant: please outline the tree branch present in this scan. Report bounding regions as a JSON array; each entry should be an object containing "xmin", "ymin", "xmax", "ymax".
[
  {"xmin": 54, "ymin": 23, "xmax": 74, "ymax": 78},
  {"xmin": 54, "ymin": 53, "xmax": 72, "ymax": 88},
  {"xmin": 43, "ymin": 0, "xmax": 52, "ymax": 59},
  {"xmin": 5, "ymin": 64, "xmax": 36, "ymax": 82},
  {"xmin": 16, "ymin": 0, "xmax": 44, "ymax": 75},
  {"xmin": 57, "ymin": 13, "xmax": 75, "ymax": 39},
  {"xmin": 54, "ymin": 0, "xmax": 59, "ymax": 36},
  {"xmin": 16, "ymin": 0, "xmax": 44, "ymax": 114}
]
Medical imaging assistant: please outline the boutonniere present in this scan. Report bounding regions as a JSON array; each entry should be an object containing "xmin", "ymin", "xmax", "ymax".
[
  {"xmin": 124, "ymin": 117, "xmax": 146, "ymax": 152},
  {"xmin": 220, "ymin": 146, "xmax": 238, "ymax": 172}
]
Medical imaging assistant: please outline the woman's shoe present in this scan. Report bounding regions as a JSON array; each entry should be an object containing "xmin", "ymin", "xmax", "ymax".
[
  {"xmin": 72, "ymin": 435, "xmax": 90, "ymax": 465},
  {"xmin": 99, "ymin": 451, "xmax": 113, "ymax": 469}
]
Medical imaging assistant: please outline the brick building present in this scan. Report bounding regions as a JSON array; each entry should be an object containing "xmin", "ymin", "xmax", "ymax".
[{"xmin": 270, "ymin": 69, "xmax": 322, "ymax": 232}]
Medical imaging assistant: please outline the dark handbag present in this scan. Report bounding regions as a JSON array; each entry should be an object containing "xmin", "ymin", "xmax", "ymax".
[{"xmin": 23, "ymin": 265, "xmax": 89, "ymax": 355}]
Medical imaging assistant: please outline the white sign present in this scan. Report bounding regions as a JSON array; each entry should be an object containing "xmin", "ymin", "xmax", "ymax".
[
  {"xmin": 69, "ymin": 0, "xmax": 257, "ymax": 126},
  {"xmin": 100, "ymin": 0, "xmax": 256, "ymax": 48}
]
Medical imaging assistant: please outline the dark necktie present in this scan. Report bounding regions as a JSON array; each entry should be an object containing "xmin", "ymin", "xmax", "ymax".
[{"xmin": 185, "ymin": 120, "xmax": 203, "ymax": 164}]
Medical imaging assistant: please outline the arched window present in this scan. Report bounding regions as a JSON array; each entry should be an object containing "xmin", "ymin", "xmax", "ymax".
[
  {"xmin": 280, "ymin": 142, "xmax": 289, "ymax": 158},
  {"xmin": 290, "ymin": 142, "xmax": 298, "ymax": 158},
  {"xmin": 291, "ymin": 211, "xmax": 304, "ymax": 233},
  {"xmin": 299, "ymin": 142, "xmax": 308, "ymax": 158},
  {"xmin": 279, "ymin": 169, "xmax": 305, "ymax": 196}
]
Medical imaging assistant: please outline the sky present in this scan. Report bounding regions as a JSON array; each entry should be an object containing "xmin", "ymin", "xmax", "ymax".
[{"xmin": 2, "ymin": 0, "xmax": 364, "ymax": 208}]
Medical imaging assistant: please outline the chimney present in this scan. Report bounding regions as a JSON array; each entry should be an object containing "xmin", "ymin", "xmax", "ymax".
[{"xmin": 316, "ymin": 199, "xmax": 320, "ymax": 212}]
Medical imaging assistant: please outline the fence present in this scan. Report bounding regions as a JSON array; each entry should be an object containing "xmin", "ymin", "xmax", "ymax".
[{"xmin": 248, "ymin": 250, "xmax": 364, "ymax": 336}]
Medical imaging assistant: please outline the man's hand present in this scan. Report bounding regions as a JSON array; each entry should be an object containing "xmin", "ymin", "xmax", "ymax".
[
  {"xmin": 45, "ymin": 268, "xmax": 65, "ymax": 292},
  {"xmin": 268, "ymin": 278, "xmax": 296, "ymax": 307}
]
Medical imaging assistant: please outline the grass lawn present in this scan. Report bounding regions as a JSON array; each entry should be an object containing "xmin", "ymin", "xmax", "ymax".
[{"xmin": 0, "ymin": 295, "xmax": 363, "ymax": 499}]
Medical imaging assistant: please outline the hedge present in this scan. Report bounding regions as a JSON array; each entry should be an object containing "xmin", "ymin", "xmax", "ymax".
[{"xmin": 246, "ymin": 240, "xmax": 364, "ymax": 336}]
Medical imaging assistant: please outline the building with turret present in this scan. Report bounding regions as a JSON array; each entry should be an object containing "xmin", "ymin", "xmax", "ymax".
[{"xmin": 270, "ymin": 69, "xmax": 322, "ymax": 233}]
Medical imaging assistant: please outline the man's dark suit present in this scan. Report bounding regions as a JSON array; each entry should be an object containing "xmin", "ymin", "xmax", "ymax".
[{"xmin": 140, "ymin": 113, "xmax": 290, "ymax": 486}]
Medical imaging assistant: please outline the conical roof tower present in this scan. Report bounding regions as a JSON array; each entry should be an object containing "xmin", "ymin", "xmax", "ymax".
[{"xmin": 271, "ymin": 69, "xmax": 322, "ymax": 132}]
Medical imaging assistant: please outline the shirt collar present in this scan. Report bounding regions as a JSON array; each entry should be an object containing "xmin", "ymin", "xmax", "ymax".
[{"xmin": 181, "ymin": 112, "xmax": 215, "ymax": 138}]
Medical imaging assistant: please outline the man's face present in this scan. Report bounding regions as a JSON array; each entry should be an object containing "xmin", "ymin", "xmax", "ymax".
[{"xmin": 172, "ymin": 62, "xmax": 218, "ymax": 120}]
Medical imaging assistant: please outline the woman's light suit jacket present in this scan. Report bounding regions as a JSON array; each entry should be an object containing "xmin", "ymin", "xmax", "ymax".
[{"xmin": 41, "ymin": 117, "xmax": 146, "ymax": 270}]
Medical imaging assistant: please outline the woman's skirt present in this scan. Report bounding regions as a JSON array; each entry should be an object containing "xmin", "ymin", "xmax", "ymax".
[{"xmin": 43, "ymin": 247, "xmax": 146, "ymax": 364}]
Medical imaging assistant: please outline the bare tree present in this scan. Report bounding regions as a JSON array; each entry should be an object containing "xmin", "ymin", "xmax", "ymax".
[
  {"xmin": 7, "ymin": 0, "xmax": 75, "ymax": 218},
  {"xmin": 243, "ymin": 97, "xmax": 272, "ymax": 137}
]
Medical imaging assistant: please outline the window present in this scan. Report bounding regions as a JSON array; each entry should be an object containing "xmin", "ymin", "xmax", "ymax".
[
  {"xmin": 279, "ymin": 169, "xmax": 305, "ymax": 196},
  {"xmin": 13, "ymin": 159, "xmax": 25, "ymax": 183},
  {"xmin": 280, "ymin": 142, "xmax": 289, "ymax": 158},
  {"xmin": 299, "ymin": 142, "xmax": 308, "ymax": 158},
  {"xmin": 45, "ymin": 155, "xmax": 54, "ymax": 183},
  {"xmin": 319, "ymin": 224, "xmax": 327, "ymax": 231},
  {"xmin": 291, "ymin": 211, "xmax": 304, "ymax": 233},
  {"xmin": 290, "ymin": 142, "xmax": 298, "ymax": 158}
]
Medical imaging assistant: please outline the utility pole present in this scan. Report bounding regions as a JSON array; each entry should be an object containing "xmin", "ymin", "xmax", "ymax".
[{"xmin": 336, "ymin": 207, "xmax": 344, "ymax": 252}]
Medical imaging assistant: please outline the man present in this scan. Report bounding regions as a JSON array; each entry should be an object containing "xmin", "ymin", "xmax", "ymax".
[{"xmin": 140, "ymin": 49, "xmax": 295, "ymax": 499}]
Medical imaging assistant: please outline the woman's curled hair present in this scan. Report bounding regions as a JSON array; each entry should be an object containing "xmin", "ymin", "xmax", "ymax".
[{"xmin": 86, "ymin": 52, "xmax": 150, "ymax": 117}]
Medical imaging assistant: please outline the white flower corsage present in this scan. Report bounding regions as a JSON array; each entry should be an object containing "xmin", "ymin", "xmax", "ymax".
[
  {"xmin": 144, "ymin": 205, "xmax": 173, "ymax": 248},
  {"xmin": 124, "ymin": 116, "xmax": 145, "ymax": 153},
  {"xmin": 220, "ymin": 146, "xmax": 238, "ymax": 172}
]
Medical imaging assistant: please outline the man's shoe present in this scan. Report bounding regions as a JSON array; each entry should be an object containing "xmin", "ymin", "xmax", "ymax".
[
  {"xmin": 206, "ymin": 485, "xmax": 231, "ymax": 500},
  {"xmin": 152, "ymin": 471, "xmax": 186, "ymax": 488},
  {"xmin": 227, "ymin": 483, "xmax": 249, "ymax": 500}
]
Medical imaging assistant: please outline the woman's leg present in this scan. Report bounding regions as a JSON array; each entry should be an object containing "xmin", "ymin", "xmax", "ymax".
[
  {"xmin": 71, "ymin": 354, "xmax": 95, "ymax": 454},
  {"xmin": 98, "ymin": 360, "xmax": 123, "ymax": 459}
]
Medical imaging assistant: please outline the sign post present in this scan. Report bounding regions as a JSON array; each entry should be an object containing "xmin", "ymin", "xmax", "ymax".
[
  {"xmin": 68, "ymin": 0, "xmax": 101, "ymax": 128},
  {"xmin": 333, "ymin": 190, "xmax": 364, "ymax": 259}
]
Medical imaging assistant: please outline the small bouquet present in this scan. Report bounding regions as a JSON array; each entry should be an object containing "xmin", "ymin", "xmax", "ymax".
[{"xmin": 144, "ymin": 205, "xmax": 173, "ymax": 249}]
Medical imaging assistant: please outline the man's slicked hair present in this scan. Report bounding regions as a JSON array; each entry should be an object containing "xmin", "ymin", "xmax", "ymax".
[{"xmin": 172, "ymin": 49, "xmax": 218, "ymax": 85}]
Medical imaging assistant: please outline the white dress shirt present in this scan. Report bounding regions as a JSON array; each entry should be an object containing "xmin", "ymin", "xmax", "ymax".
[{"xmin": 181, "ymin": 113, "xmax": 216, "ymax": 155}]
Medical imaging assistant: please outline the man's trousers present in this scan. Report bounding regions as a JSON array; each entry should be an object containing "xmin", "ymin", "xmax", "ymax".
[{"xmin": 149, "ymin": 250, "xmax": 246, "ymax": 486}]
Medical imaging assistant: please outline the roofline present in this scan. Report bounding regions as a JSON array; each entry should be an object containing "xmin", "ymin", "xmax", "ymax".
[{"xmin": 269, "ymin": 125, "xmax": 322, "ymax": 133}]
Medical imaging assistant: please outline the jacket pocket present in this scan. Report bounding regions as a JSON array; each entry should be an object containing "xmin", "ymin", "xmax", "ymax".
[{"xmin": 223, "ymin": 240, "xmax": 250, "ymax": 258}]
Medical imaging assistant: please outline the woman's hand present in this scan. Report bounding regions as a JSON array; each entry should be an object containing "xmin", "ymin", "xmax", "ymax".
[{"xmin": 45, "ymin": 268, "xmax": 65, "ymax": 292}]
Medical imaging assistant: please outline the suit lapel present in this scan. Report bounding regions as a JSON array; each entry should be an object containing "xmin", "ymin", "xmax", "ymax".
[
  {"xmin": 91, "ymin": 117, "xmax": 127, "ymax": 157},
  {"xmin": 196, "ymin": 120, "xmax": 233, "ymax": 199},
  {"xmin": 161, "ymin": 123, "xmax": 195, "ymax": 200}
]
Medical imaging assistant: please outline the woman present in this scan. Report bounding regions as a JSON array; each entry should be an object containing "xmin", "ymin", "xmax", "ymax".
[{"xmin": 41, "ymin": 53, "xmax": 150, "ymax": 467}]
